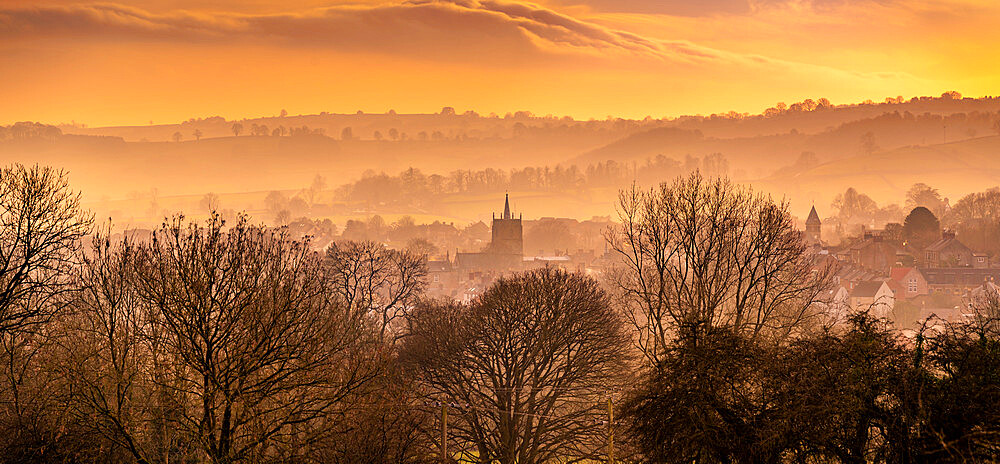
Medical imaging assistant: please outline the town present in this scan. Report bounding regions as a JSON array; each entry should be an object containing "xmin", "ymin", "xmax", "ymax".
[{"xmin": 4, "ymin": 0, "xmax": 1000, "ymax": 457}]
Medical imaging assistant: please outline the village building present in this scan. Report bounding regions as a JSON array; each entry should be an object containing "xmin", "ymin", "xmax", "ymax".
[
  {"xmin": 849, "ymin": 280, "xmax": 895, "ymax": 318},
  {"xmin": 920, "ymin": 267, "xmax": 1000, "ymax": 295},
  {"xmin": 887, "ymin": 267, "xmax": 929, "ymax": 300},
  {"xmin": 836, "ymin": 231, "xmax": 906, "ymax": 273},
  {"xmin": 922, "ymin": 231, "xmax": 974, "ymax": 268},
  {"xmin": 455, "ymin": 194, "xmax": 523, "ymax": 271},
  {"xmin": 805, "ymin": 206, "xmax": 822, "ymax": 245}
]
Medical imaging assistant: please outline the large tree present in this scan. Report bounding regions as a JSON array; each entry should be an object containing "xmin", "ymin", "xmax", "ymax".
[
  {"xmin": 902, "ymin": 206, "xmax": 941, "ymax": 250},
  {"xmin": 0, "ymin": 164, "xmax": 92, "ymax": 334},
  {"xmin": 404, "ymin": 268, "xmax": 629, "ymax": 464},
  {"xmin": 906, "ymin": 183, "xmax": 948, "ymax": 218},
  {"xmin": 63, "ymin": 216, "xmax": 384, "ymax": 464},
  {"xmin": 606, "ymin": 172, "xmax": 830, "ymax": 366},
  {"xmin": 945, "ymin": 188, "xmax": 1000, "ymax": 255},
  {"xmin": 325, "ymin": 240, "xmax": 426, "ymax": 343}
]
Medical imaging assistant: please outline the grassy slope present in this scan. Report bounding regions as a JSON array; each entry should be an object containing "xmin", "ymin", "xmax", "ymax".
[{"xmin": 755, "ymin": 135, "xmax": 1000, "ymax": 215}]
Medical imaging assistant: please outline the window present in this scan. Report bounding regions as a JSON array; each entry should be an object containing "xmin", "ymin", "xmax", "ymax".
[{"xmin": 907, "ymin": 278, "xmax": 917, "ymax": 293}]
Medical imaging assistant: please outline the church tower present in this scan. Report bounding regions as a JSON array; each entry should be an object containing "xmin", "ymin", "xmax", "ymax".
[
  {"xmin": 806, "ymin": 206, "xmax": 822, "ymax": 244},
  {"xmin": 490, "ymin": 194, "xmax": 524, "ymax": 266}
]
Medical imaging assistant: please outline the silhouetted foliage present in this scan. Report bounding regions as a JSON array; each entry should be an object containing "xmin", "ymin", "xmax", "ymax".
[
  {"xmin": 0, "ymin": 164, "xmax": 92, "ymax": 334},
  {"xmin": 607, "ymin": 172, "xmax": 830, "ymax": 366},
  {"xmin": 403, "ymin": 268, "xmax": 629, "ymax": 463},
  {"xmin": 903, "ymin": 206, "xmax": 941, "ymax": 249}
]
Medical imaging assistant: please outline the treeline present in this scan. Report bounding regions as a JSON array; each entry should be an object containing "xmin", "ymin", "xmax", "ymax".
[
  {"xmin": 0, "ymin": 122, "xmax": 62, "ymax": 141},
  {"xmin": 826, "ymin": 182, "xmax": 1000, "ymax": 255},
  {"xmin": 0, "ymin": 165, "xmax": 433, "ymax": 462},
  {"xmin": 335, "ymin": 154, "xmax": 730, "ymax": 208},
  {"xmin": 1, "ymin": 166, "xmax": 998, "ymax": 463}
]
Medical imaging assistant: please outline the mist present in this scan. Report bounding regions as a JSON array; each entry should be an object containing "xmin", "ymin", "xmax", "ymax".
[{"xmin": 3, "ymin": 1, "xmax": 1000, "ymax": 462}]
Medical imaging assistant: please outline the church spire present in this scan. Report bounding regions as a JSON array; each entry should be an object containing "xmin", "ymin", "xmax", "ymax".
[
  {"xmin": 806, "ymin": 205, "xmax": 821, "ymax": 225},
  {"xmin": 503, "ymin": 193, "xmax": 512, "ymax": 219}
]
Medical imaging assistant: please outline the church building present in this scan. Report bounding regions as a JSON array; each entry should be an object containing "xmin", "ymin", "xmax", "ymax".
[
  {"xmin": 806, "ymin": 206, "xmax": 822, "ymax": 245},
  {"xmin": 455, "ymin": 194, "xmax": 525, "ymax": 270}
]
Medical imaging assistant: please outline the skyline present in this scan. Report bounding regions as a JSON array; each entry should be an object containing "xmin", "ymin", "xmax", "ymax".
[{"xmin": 3, "ymin": 0, "xmax": 997, "ymax": 126}]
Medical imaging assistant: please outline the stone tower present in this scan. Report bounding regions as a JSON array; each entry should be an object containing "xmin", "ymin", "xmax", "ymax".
[
  {"xmin": 490, "ymin": 194, "xmax": 523, "ymax": 266},
  {"xmin": 806, "ymin": 206, "xmax": 822, "ymax": 244}
]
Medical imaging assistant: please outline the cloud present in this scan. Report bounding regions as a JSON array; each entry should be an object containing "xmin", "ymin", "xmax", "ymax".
[
  {"xmin": 0, "ymin": 1, "xmax": 674, "ymax": 61},
  {"xmin": 0, "ymin": 0, "xmax": 933, "ymax": 120},
  {"xmin": 549, "ymin": 0, "xmax": 753, "ymax": 16}
]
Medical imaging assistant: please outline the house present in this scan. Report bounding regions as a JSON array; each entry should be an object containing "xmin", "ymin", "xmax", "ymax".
[
  {"xmin": 425, "ymin": 258, "xmax": 460, "ymax": 298},
  {"xmin": 887, "ymin": 267, "xmax": 929, "ymax": 300},
  {"xmin": 966, "ymin": 281, "xmax": 1000, "ymax": 321},
  {"xmin": 850, "ymin": 280, "xmax": 895, "ymax": 318},
  {"xmin": 922, "ymin": 232, "xmax": 973, "ymax": 268},
  {"xmin": 921, "ymin": 267, "xmax": 1000, "ymax": 295},
  {"xmin": 837, "ymin": 233, "xmax": 905, "ymax": 273},
  {"xmin": 832, "ymin": 263, "xmax": 883, "ymax": 292},
  {"xmin": 816, "ymin": 285, "xmax": 851, "ymax": 324}
]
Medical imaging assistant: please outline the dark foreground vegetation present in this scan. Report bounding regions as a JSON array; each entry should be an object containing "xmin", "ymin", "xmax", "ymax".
[{"xmin": 0, "ymin": 164, "xmax": 997, "ymax": 463}]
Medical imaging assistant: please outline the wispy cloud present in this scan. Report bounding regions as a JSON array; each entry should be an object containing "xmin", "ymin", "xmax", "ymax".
[{"xmin": 0, "ymin": 1, "xmax": 673, "ymax": 60}]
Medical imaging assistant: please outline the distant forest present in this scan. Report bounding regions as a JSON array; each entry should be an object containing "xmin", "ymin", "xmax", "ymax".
[
  {"xmin": 5, "ymin": 92, "xmax": 1000, "ymax": 231},
  {"xmin": 335, "ymin": 153, "xmax": 727, "ymax": 207}
]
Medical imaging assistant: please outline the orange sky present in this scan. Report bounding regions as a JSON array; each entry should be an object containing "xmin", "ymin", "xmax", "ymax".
[{"xmin": 1, "ymin": 0, "xmax": 998, "ymax": 126}]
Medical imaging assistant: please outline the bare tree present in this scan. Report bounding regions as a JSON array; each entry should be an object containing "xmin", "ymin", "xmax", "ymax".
[
  {"xmin": 306, "ymin": 175, "xmax": 326, "ymax": 207},
  {"xmin": 62, "ymin": 230, "xmax": 159, "ymax": 463},
  {"xmin": 231, "ymin": 123, "xmax": 243, "ymax": 137},
  {"xmin": 605, "ymin": 172, "xmax": 830, "ymax": 366},
  {"xmin": 0, "ymin": 164, "xmax": 92, "ymax": 334},
  {"xmin": 71, "ymin": 215, "xmax": 384, "ymax": 463},
  {"xmin": 193, "ymin": 129, "xmax": 203, "ymax": 141},
  {"xmin": 326, "ymin": 241, "xmax": 426, "ymax": 342},
  {"xmin": 199, "ymin": 192, "xmax": 220, "ymax": 213},
  {"xmin": 274, "ymin": 209, "xmax": 291, "ymax": 226},
  {"xmin": 403, "ymin": 268, "xmax": 629, "ymax": 464}
]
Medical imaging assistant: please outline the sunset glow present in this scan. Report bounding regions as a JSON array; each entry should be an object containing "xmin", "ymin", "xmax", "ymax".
[{"xmin": 3, "ymin": 0, "xmax": 997, "ymax": 126}]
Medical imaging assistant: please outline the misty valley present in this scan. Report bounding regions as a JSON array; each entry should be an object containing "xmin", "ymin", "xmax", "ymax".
[
  {"xmin": 5, "ymin": 0, "xmax": 1000, "ymax": 459},
  {"xmin": 1, "ymin": 93, "xmax": 999, "ymax": 463}
]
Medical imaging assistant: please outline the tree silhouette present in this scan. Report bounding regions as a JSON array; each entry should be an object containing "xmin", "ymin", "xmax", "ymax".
[
  {"xmin": 0, "ymin": 164, "xmax": 92, "ymax": 334},
  {"xmin": 906, "ymin": 183, "xmax": 947, "ymax": 217},
  {"xmin": 607, "ymin": 172, "xmax": 830, "ymax": 366},
  {"xmin": 860, "ymin": 131, "xmax": 879, "ymax": 155},
  {"xmin": 171, "ymin": 131, "xmax": 182, "ymax": 143},
  {"xmin": 231, "ymin": 122, "xmax": 243, "ymax": 136},
  {"xmin": 192, "ymin": 129, "xmax": 202, "ymax": 140},
  {"xmin": 903, "ymin": 206, "xmax": 941, "ymax": 249},
  {"xmin": 403, "ymin": 268, "xmax": 628, "ymax": 463},
  {"xmin": 199, "ymin": 192, "xmax": 220, "ymax": 212}
]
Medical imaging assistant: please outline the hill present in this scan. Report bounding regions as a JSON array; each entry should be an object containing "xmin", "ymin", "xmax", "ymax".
[{"xmin": 756, "ymin": 135, "xmax": 1000, "ymax": 215}]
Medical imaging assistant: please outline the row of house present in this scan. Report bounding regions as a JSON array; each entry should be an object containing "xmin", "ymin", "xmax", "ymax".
[{"xmin": 809, "ymin": 207, "xmax": 999, "ymax": 326}]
